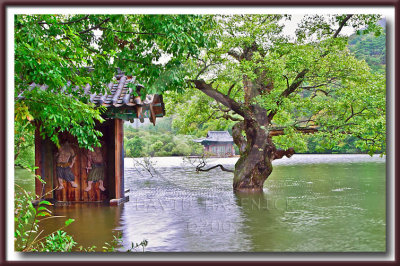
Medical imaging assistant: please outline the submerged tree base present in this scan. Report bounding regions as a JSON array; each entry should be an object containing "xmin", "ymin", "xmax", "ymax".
[{"xmin": 233, "ymin": 186, "xmax": 264, "ymax": 194}]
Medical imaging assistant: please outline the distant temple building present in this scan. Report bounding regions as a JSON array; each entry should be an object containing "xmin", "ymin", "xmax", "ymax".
[{"xmin": 194, "ymin": 131, "xmax": 235, "ymax": 157}]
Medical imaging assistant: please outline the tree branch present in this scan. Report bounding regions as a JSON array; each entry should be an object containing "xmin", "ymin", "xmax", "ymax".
[
  {"xmin": 227, "ymin": 50, "xmax": 242, "ymax": 61},
  {"xmin": 344, "ymin": 106, "xmax": 366, "ymax": 123},
  {"xmin": 214, "ymin": 103, "xmax": 231, "ymax": 113},
  {"xmin": 232, "ymin": 121, "xmax": 246, "ymax": 154},
  {"xmin": 191, "ymin": 80, "xmax": 251, "ymax": 120},
  {"xmin": 216, "ymin": 113, "xmax": 243, "ymax": 122},
  {"xmin": 195, "ymin": 61, "xmax": 218, "ymax": 80},
  {"xmin": 300, "ymin": 83, "xmax": 327, "ymax": 90},
  {"xmin": 227, "ymin": 42, "xmax": 258, "ymax": 62},
  {"xmin": 38, "ymin": 15, "xmax": 90, "ymax": 25},
  {"xmin": 283, "ymin": 75, "xmax": 290, "ymax": 89},
  {"xmin": 355, "ymin": 135, "xmax": 376, "ymax": 145},
  {"xmin": 99, "ymin": 27, "xmax": 166, "ymax": 36},
  {"xmin": 311, "ymin": 89, "xmax": 330, "ymax": 98},
  {"xmin": 333, "ymin": 15, "xmax": 353, "ymax": 38},
  {"xmin": 331, "ymin": 122, "xmax": 358, "ymax": 131},
  {"xmin": 227, "ymin": 83, "xmax": 236, "ymax": 97},
  {"xmin": 196, "ymin": 164, "xmax": 234, "ymax": 173},
  {"xmin": 269, "ymin": 127, "xmax": 318, "ymax": 137},
  {"xmin": 79, "ymin": 18, "xmax": 110, "ymax": 35},
  {"xmin": 317, "ymin": 15, "xmax": 353, "ymax": 58},
  {"xmin": 268, "ymin": 69, "xmax": 309, "ymax": 120},
  {"xmin": 280, "ymin": 69, "xmax": 309, "ymax": 98},
  {"xmin": 271, "ymin": 148, "xmax": 295, "ymax": 160},
  {"xmin": 293, "ymin": 118, "xmax": 316, "ymax": 127}
]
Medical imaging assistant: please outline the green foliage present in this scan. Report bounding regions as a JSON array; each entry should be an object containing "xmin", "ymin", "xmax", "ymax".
[
  {"xmin": 17, "ymin": 89, "xmax": 105, "ymax": 150},
  {"xmin": 140, "ymin": 117, "xmax": 174, "ymax": 132},
  {"xmin": 14, "ymin": 185, "xmax": 76, "ymax": 252},
  {"xmin": 15, "ymin": 14, "xmax": 215, "ymax": 96},
  {"xmin": 102, "ymin": 232, "xmax": 148, "ymax": 252},
  {"xmin": 124, "ymin": 119, "xmax": 204, "ymax": 157},
  {"xmin": 14, "ymin": 102, "xmax": 35, "ymax": 166},
  {"xmin": 77, "ymin": 245, "xmax": 97, "ymax": 252},
  {"xmin": 36, "ymin": 230, "xmax": 77, "ymax": 252},
  {"xmin": 167, "ymin": 14, "xmax": 385, "ymax": 156},
  {"xmin": 14, "ymin": 123, "xmax": 35, "ymax": 167},
  {"xmin": 165, "ymin": 90, "xmax": 237, "ymax": 137},
  {"xmin": 102, "ymin": 233, "xmax": 123, "ymax": 252},
  {"xmin": 125, "ymin": 136, "xmax": 145, "ymax": 157},
  {"xmin": 128, "ymin": 239, "xmax": 149, "ymax": 252},
  {"xmin": 15, "ymin": 14, "xmax": 215, "ymax": 150},
  {"xmin": 15, "ymin": 14, "xmax": 386, "ymax": 170},
  {"xmin": 15, "ymin": 185, "xmax": 148, "ymax": 252},
  {"xmin": 348, "ymin": 24, "xmax": 386, "ymax": 74},
  {"xmin": 14, "ymin": 189, "xmax": 37, "ymax": 251},
  {"xmin": 64, "ymin": 218, "xmax": 75, "ymax": 226},
  {"xmin": 295, "ymin": 14, "xmax": 382, "ymax": 43}
]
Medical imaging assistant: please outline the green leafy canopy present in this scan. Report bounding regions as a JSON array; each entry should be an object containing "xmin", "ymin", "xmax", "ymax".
[
  {"xmin": 166, "ymin": 14, "xmax": 385, "ymax": 155},
  {"xmin": 15, "ymin": 14, "xmax": 216, "ymax": 149},
  {"xmin": 15, "ymin": 14, "xmax": 385, "ymax": 155}
]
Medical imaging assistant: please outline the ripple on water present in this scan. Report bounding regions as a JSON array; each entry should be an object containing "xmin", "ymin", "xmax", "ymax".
[
  {"xmin": 120, "ymin": 155, "xmax": 385, "ymax": 252},
  {"xmin": 27, "ymin": 154, "xmax": 383, "ymax": 252}
]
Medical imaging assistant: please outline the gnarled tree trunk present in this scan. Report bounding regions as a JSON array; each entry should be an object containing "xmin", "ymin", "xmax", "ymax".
[
  {"xmin": 231, "ymin": 111, "xmax": 294, "ymax": 193},
  {"xmin": 193, "ymin": 79, "xmax": 295, "ymax": 193}
]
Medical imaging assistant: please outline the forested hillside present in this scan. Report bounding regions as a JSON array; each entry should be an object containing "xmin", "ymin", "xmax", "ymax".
[{"xmin": 348, "ymin": 19, "xmax": 386, "ymax": 74}]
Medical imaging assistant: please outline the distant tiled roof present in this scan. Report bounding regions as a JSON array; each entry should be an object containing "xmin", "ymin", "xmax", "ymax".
[
  {"xmin": 193, "ymin": 131, "xmax": 234, "ymax": 143},
  {"xmin": 25, "ymin": 74, "xmax": 165, "ymax": 124}
]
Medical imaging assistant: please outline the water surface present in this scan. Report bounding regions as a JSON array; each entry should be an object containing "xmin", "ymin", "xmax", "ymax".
[{"xmin": 14, "ymin": 154, "xmax": 386, "ymax": 252}]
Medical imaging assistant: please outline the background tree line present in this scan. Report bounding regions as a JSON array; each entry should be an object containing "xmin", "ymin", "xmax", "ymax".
[{"xmin": 123, "ymin": 118, "xmax": 204, "ymax": 157}]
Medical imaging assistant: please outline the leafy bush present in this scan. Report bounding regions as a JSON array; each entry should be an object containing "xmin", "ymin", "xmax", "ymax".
[
  {"xmin": 102, "ymin": 232, "xmax": 148, "ymax": 252},
  {"xmin": 149, "ymin": 140, "xmax": 164, "ymax": 155},
  {"xmin": 125, "ymin": 136, "xmax": 145, "ymax": 157},
  {"xmin": 37, "ymin": 230, "xmax": 77, "ymax": 252},
  {"xmin": 14, "ymin": 184, "xmax": 76, "ymax": 252}
]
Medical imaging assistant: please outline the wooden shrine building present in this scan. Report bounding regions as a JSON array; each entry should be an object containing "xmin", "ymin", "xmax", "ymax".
[
  {"xmin": 193, "ymin": 131, "xmax": 235, "ymax": 157},
  {"xmin": 33, "ymin": 73, "xmax": 165, "ymax": 205}
]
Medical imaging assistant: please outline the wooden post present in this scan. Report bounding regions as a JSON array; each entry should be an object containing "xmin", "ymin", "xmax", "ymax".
[
  {"xmin": 43, "ymin": 140, "xmax": 54, "ymax": 199},
  {"xmin": 115, "ymin": 118, "xmax": 122, "ymax": 200},
  {"xmin": 114, "ymin": 119, "xmax": 120, "ymax": 200},
  {"xmin": 110, "ymin": 118, "xmax": 128, "ymax": 206},
  {"xmin": 34, "ymin": 129, "xmax": 43, "ymax": 198},
  {"xmin": 81, "ymin": 151, "xmax": 88, "ymax": 202}
]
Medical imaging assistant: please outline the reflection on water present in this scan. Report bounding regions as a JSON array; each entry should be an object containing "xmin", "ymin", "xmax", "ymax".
[
  {"xmin": 15, "ymin": 154, "xmax": 386, "ymax": 252},
  {"xmin": 41, "ymin": 204, "xmax": 123, "ymax": 250}
]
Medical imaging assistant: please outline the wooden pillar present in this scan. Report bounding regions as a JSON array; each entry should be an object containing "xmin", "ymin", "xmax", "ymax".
[
  {"xmin": 43, "ymin": 140, "xmax": 55, "ymax": 199},
  {"xmin": 35, "ymin": 129, "xmax": 56, "ymax": 200},
  {"xmin": 114, "ymin": 118, "xmax": 122, "ymax": 199},
  {"xmin": 110, "ymin": 118, "xmax": 127, "ymax": 206},
  {"xmin": 34, "ymin": 129, "xmax": 43, "ymax": 198}
]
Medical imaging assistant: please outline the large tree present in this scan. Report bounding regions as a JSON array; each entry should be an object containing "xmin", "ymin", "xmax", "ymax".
[{"xmin": 167, "ymin": 14, "xmax": 385, "ymax": 192}]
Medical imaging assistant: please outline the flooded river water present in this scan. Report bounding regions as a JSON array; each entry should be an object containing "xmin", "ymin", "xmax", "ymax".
[{"xmin": 15, "ymin": 154, "xmax": 386, "ymax": 252}]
